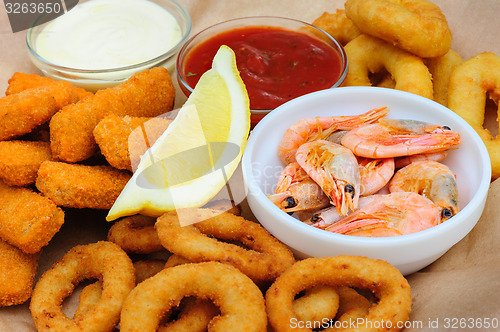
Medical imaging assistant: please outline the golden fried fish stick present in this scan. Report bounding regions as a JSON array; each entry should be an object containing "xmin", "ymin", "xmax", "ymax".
[
  {"xmin": 36, "ymin": 161, "xmax": 131, "ymax": 209},
  {"xmin": 0, "ymin": 239, "xmax": 39, "ymax": 306},
  {"xmin": 50, "ymin": 67, "xmax": 175, "ymax": 162},
  {"xmin": 0, "ymin": 180, "xmax": 65, "ymax": 254},
  {"xmin": 6, "ymin": 72, "xmax": 93, "ymax": 101},
  {"xmin": 94, "ymin": 114, "xmax": 172, "ymax": 171},
  {"xmin": 0, "ymin": 88, "xmax": 57, "ymax": 141},
  {"xmin": 0, "ymin": 140, "xmax": 52, "ymax": 186}
]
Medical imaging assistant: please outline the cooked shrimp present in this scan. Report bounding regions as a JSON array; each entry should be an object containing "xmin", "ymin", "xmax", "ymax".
[
  {"xmin": 268, "ymin": 162, "xmax": 330, "ymax": 213},
  {"xmin": 308, "ymin": 195, "xmax": 380, "ymax": 227},
  {"xmin": 341, "ymin": 118, "xmax": 461, "ymax": 158},
  {"xmin": 295, "ymin": 140, "xmax": 360, "ymax": 215},
  {"xmin": 388, "ymin": 160, "xmax": 459, "ymax": 221},
  {"xmin": 358, "ymin": 157, "xmax": 394, "ymax": 196},
  {"xmin": 325, "ymin": 130, "xmax": 349, "ymax": 144},
  {"xmin": 278, "ymin": 107, "xmax": 389, "ymax": 164},
  {"xmin": 324, "ymin": 192, "xmax": 441, "ymax": 237},
  {"xmin": 394, "ymin": 151, "xmax": 447, "ymax": 169}
]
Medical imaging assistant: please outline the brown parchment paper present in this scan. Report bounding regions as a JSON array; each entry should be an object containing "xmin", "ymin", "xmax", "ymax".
[{"xmin": 1, "ymin": 0, "xmax": 500, "ymax": 330}]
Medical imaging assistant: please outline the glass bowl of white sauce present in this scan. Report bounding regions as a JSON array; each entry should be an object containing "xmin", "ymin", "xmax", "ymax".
[{"xmin": 26, "ymin": 0, "xmax": 191, "ymax": 91}]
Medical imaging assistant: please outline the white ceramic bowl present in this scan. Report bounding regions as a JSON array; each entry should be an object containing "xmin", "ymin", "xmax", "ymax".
[{"xmin": 242, "ymin": 86, "xmax": 491, "ymax": 275}]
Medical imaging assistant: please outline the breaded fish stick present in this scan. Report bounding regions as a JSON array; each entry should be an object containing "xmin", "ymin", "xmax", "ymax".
[
  {"xmin": 0, "ymin": 239, "xmax": 39, "ymax": 307},
  {"xmin": 36, "ymin": 161, "xmax": 131, "ymax": 209},
  {"xmin": 0, "ymin": 88, "xmax": 57, "ymax": 141},
  {"xmin": 50, "ymin": 67, "xmax": 176, "ymax": 162},
  {"xmin": 5, "ymin": 73, "xmax": 82, "ymax": 109},
  {"xmin": 6, "ymin": 72, "xmax": 93, "ymax": 101},
  {"xmin": 93, "ymin": 114, "xmax": 172, "ymax": 171},
  {"xmin": 0, "ymin": 140, "xmax": 52, "ymax": 186},
  {"xmin": 0, "ymin": 179, "xmax": 65, "ymax": 254}
]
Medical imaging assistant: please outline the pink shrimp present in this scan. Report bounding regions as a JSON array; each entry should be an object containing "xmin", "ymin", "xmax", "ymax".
[
  {"xmin": 308, "ymin": 195, "xmax": 380, "ymax": 227},
  {"xmin": 324, "ymin": 192, "xmax": 441, "ymax": 237},
  {"xmin": 389, "ymin": 160, "xmax": 459, "ymax": 221},
  {"xmin": 394, "ymin": 151, "xmax": 447, "ymax": 169},
  {"xmin": 358, "ymin": 157, "xmax": 394, "ymax": 196},
  {"xmin": 278, "ymin": 106, "xmax": 389, "ymax": 164},
  {"xmin": 295, "ymin": 140, "xmax": 360, "ymax": 215},
  {"xmin": 341, "ymin": 118, "xmax": 461, "ymax": 158},
  {"xmin": 268, "ymin": 162, "xmax": 330, "ymax": 213}
]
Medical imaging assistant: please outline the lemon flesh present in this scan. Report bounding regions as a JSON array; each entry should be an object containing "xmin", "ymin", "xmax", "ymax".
[{"xmin": 107, "ymin": 45, "xmax": 250, "ymax": 221}]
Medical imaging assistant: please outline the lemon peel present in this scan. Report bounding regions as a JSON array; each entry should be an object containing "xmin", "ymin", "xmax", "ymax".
[{"xmin": 107, "ymin": 45, "xmax": 250, "ymax": 221}]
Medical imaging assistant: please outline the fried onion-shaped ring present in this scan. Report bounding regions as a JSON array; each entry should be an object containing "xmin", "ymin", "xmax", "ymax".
[
  {"xmin": 334, "ymin": 287, "xmax": 372, "ymax": 324},
  {"xmin": 425, "ymin": 49, "xmax": 463, "ymax": 106},
  {"xmin": 30, "ymin": 241, "xmax": 135, "ymax": 332},
  {"xmin": 344, "ymin": 34, "xmax": 433, "ymax": 99},
  {"xmin": 155, "ymin": 208, "xmax": 295, "ymax": 282},
  {"xmin": 164, "ymin": 254, "xmax": 192, "ymax": 268},
  {"xmin": 266, "ymin": 256, "xmax": 411, "ymax": 332},
  {"xmin": 344, "ymin": 0, "xmax": 452, "ymax": 58},
  {"xmin": 120, "ymin": 262, "xmax": 267, "ymax": 332},
  {"xmin": 159, "ymin": 297, "xmax": 220, "ymax": 332},
  {"xmin": 448, "ymin": 52, "xmax": 500, "ymax": 178},
  {"xmin": 312, "ymin": 10, "xmax": 361, "ymax": 46},
  {"xmin": 107, "ymin": 215, "xmax": 163, "ymax": 254},
  {"xmin": 73, "ymin": 281, "xmax": 103, "ymax": 322},
  {"xmin": 108, "ymin": 200, "xmax": 241, "ymax": 254},
  {"xmin": 293, "ymin": 286, "xmax": 340, "ymax": 325}
]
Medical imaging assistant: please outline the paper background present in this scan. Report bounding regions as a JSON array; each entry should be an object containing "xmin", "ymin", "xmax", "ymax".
[{"xmin": 1, "ymin": 0, "xmax": 500, "ymax": 330}]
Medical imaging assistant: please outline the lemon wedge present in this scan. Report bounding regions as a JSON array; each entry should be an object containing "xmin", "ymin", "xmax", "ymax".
[{"xmin": 106, "ymin": 45, "xmax": 250, "ymax": 221}]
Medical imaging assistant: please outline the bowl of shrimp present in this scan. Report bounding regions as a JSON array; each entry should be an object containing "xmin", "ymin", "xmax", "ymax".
[{"xmin": 242, "ymin": 86, "xmax": 491, "ymax": 275}]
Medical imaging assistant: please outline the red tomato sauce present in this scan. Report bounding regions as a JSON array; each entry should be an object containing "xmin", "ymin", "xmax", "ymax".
[{"xmin": 182, "ymin": 26, "xmax": 343, "ymax": 110}]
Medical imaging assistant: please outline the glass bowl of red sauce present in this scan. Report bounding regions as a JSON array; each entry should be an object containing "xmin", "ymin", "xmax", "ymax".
[{"xmin": 176, "ymin": 16, "xmax": 348, "ymax": 127}]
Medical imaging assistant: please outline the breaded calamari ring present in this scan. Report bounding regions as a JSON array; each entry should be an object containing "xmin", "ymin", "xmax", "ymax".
[
  {"xmin": 107, "ymin": 215, "xmax": 162, "ymax": 254},
  {"xmin": 120, "ymin": 262, "xmax": 267, "ymax": 332},
  {"xmin": 73, "ymin": 281, "xmax": 103, "ymax": 322},
  {"xmin": 0, "ymin": 239, "xmax": 39, "ymax": 306},
  {"xmin": 293, "ymin": 286, "xmax": 340, "ymax": 325},
  {"xmin": 0, "ymin": 140, "xmax": 52, "ymax": 186},
  {"xmin": 49, "ymin": 67, "xmax": 175, "ymax": 162},
  {"xmin": 133, "ymin": 260, "xmax": 167, "ymax": 283},
  {"xmin": 78, "ymin": 256, "xmax": 219, "ymax": 332},
  {"xmin": 334, "ymin": 287, "xmax": 372, "ymax": 323},
  {"xmin": 344, "ymin": 34, "xmax": 433, "ymax": 99},
  {"xmin": 30, "ymin": 241, "xmax": 136, "ymax": 332},
  {"xmin": 0, "ymin": 180, "xmax": 64, "ymax": 254},
  {"xmin": 93, "ymin": 114, "xmax": 172, "ymax": 171},
  {"xmin": 345, "ymin": 0, "xmax": 452, "ymax": 58},
  {"xmin": 0, "ymin": 88, "xmax": 57, "ymax": 141},
  {"xmin": 448, "ymin": 52, "xmax": 500, "ymax": 178},
  {"xmin": 201, "ymin": 199, "xmax": 242, "ymax": 216},
  {"xmin": 74, "ymin": 260, "xmax": 166, "ymax": 321},
  {"xmin": 6, "ymin": 72, "xmax": 93, "ymax": 101},
  {"xmin": 108, "ymin": 201, "xmax": 241, "ymax": 255},
  {"xmin": 265, "ymin": 256, "xmax": 412, "ymax": 332},
  {"xmin": 425, "ymin": 49, "xmax": 463, "ymax": 106},
  {"xmin": 163, "ymin": 254, "xmax": 338, "ymax": 328},
  {"xmin": 36, "ymin": 161, "xmax": 131, "ymax": 209},
  {"xmin": 159, "ymin": 297, "xmax": 220, "ymax": 332},
  {"xmin": 312, "ymin": 10, "xmax": 361, "ymax": 46},
  {"xmin": 164, "ymin": 254, "xmax": 192, "ymax": 268},
  {"xmin": 155, "ymin": 208, "xmax": 295, "ymax": 282}
]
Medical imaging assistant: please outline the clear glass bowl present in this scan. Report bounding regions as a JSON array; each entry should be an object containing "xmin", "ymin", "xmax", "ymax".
[
  {"xmin": 176, "ymin": 16, "xmax": 348, "ymax": 127},
  {"xmin": 26, "ymin": 0, "xmax": 192, "ymax": 91}
]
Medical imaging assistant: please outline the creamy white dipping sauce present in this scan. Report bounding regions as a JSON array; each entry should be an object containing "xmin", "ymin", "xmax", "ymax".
[{"xmin": 34, "ymin": 0, "xmax": 182, "ymax": 70}]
